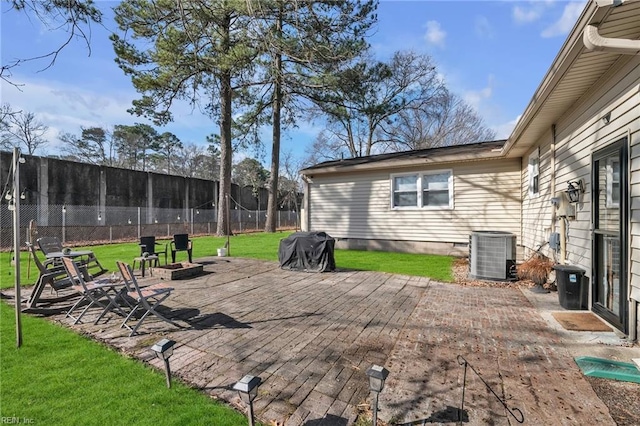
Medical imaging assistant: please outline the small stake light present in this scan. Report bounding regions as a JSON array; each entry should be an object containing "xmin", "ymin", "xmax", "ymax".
[
  {"xmin": 233, "ymin": 375, "xmax": 261, "ymax": 426},
  {"xmin": 151, "ymin": 338, "xmax": 176, "ymax": 388},
  {"xmin": 366, "ymin": 365, "xmax": 389, "ymax": 426}
]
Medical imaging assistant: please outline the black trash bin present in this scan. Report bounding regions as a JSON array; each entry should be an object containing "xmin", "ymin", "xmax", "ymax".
[{"xmin": 553, "ymin": 265, "xmax": 586, "ymax": 310}]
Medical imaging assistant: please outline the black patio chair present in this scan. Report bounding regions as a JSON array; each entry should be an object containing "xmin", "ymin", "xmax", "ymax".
[
  {"xmin": 139, "ymin": 236, "xmax": 167, "ymax": 266},
  {"xmin": 170, "ymin": 233, "xmax": 192, "ymax": 263}
]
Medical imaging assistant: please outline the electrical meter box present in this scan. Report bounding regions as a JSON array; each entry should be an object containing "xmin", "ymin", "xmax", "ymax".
[
  {"xmin": 553, "ymin": 191, "xmax": 575, "ymax": 218},
  {"xmin": 549, "ymin": 232, "xmax": 560, "ymax": 251}
]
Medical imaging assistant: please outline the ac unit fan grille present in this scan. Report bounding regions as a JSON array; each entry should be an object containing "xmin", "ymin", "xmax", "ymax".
[{"xmin": 469, "ymin": 231, "xmax": 516, "ymax": 281}]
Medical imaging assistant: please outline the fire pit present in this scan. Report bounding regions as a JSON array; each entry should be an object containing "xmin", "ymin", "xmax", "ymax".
[{"xmin": 151, "ymin": 262, "xmax": 203, "ymax": 280}]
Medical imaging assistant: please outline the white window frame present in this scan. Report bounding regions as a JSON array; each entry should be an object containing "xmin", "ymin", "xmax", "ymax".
[
  {"xmin": 390, "ymin": 169, "xmax": 453, "ymax": 210},
  {"xmin": 606, "ymin": 157, "xmax": 620, "ymax": 208},
  {"xmin": 391, "ymin": 172, "xmax": 419, "ymax": 209},
  {"xmin": 528, "ymin": 148, "xmax": 540, "ymax": 198}
]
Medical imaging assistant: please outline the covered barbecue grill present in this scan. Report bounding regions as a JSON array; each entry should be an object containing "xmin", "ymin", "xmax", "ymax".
[{"xmin": 278, "ymin": 232, "xmax": 336, "ymax": 273}]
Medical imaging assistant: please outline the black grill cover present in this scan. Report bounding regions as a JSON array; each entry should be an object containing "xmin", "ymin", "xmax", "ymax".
[{"xmin": 278, "ymin": 232, "xmax": 336, "ymax": 272}]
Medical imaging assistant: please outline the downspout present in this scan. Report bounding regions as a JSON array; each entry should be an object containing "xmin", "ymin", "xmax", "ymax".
[
  {"xmin": 301, "ymin": 174, "xmax": 312, "ymax": 232},
  {"xmin": 550, "ymin": 125, "xmax": 557, "ymax": 263},
  {"xmin": 583, "ymin": 24, "xmax": 640, "ymax": 56}
]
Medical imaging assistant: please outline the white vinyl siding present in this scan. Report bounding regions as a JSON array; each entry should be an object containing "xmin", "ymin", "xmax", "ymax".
[
  {"xmin": 522, "ymin": 141, "xmax": 553, "ymax": 256},
  {"xmin": 520, "ymin": 57, "xmax": 639, "ymax": 277},
  {"xmin": 308, "ymin": 159, "xmax": 520, "ymax": 245}
]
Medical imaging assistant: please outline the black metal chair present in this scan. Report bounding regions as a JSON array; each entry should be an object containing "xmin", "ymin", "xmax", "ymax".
[
  {"xmin": 170, "ymin": 233, "xmax": 193, "ymax": 263},
  {"xmin": 139, "ymin": 236, "xmax": 167, "ymax": 266}
]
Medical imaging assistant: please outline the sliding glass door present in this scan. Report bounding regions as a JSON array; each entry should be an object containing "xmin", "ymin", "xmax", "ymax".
[{"xmin": 592, "ymin": 138, "xmax": 627, "ymax": 333}]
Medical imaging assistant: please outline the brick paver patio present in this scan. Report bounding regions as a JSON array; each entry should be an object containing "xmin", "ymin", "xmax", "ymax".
[{"xmin": 24, "ymin": 257, "xmax": 618, "ymax": 425}]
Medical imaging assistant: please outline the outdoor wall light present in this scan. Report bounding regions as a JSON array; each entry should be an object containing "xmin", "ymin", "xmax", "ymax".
[
  {"xmin": 20, "ymin": 190, "xmax": 25, "ymax": 200},
  {"xmin": 366, "ymin": 365, "xmax": 389, "ymax": 426},
  {"xmin": 151, "ymin": 338, "xmax": 176, "ymax": 388},
  {"xmin": 98, "ymin": 212, "xmax": 102, "ymax": 221},
  {"xmin": 602, "ymin": 112, "xmax": 611, "ymax": 125},
  {"xmin": 566, "ymin": 180, "xmax": 584, "ymax": 203},
  {"xmin": 62, "ymin": 205, "xmax": 66, "ymax": 213},
  {"xmin": 128, "ymin": 218, "xmax": 132, "ymax": 224},
  {"xmin": 233, "ymin": 374, "xmax": 261, "ymax": 426}
]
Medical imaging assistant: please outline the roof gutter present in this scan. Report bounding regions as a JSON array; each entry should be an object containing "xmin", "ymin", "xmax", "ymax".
[{"xmin": 583, "ymin": 24, "xmax": 640, "ymax": 55}]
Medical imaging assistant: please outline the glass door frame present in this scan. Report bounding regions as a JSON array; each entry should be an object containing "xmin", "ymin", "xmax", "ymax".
[{"xmin": 592, "ymin": 137, "xmax": 628, "ymax": 333}]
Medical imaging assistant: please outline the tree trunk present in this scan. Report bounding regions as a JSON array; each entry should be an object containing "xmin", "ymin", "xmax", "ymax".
[
  {"xmin": 217, "ymin": 16, "xmax": 233, "ymax": 236},
  {"xmin": 265, "ymin": 10, "xmax": 283, "ymax": 233}
]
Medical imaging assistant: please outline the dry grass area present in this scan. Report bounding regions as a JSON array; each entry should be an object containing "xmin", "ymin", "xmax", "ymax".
[{"xmin": 452, "ymin": 258, "xmax": 555, "ymax": 290}]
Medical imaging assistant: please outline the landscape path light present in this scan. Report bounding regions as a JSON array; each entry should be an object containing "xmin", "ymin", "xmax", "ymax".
[
  {"xmin": 366, "ymin": 364, "xmax": 389, "ymax": 426},
  {"xmin": 233, "ymin": 374, "xmax": 261, "ymax": 426},
  {"xmin": 151, "ymin": 338, "xmax": 176, "ymax": 388}
]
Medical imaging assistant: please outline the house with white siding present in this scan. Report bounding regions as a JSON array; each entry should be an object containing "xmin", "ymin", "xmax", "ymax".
[{"xmin": 300, "ymin": 0, "xmax": 640, "ymax": 339}]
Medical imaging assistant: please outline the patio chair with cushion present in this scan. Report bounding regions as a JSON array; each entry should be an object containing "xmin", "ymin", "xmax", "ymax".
[
  {"xmin": 62, "ymin": 257, "xmax": 127, "ymax": 325},
  {"xmin": 25, "ymin": 242, "xmax": 72, "ymax": 309},
  {"xmin": 36, "ymin": 236, "xmax": 63, "ymax": 256},
  {"xmin": 36, "ymin": 236, "xmax": 108, "ymax": 279},
  {"xmin": 139, "ymin": 236, "xmax": 167, "ymax": 266},
  {"xmin": 116, "ymin": 261, "xmax": 179, "ymax": 337},
  {"xmin": 170, "ymin": 233, "xmax": 193, "ymax": 263}
]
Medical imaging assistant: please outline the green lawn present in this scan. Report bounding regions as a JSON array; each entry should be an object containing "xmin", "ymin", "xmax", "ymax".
[
  {"xmin": 0, "ymin": 302, "xmax": 247, "ymax": 425},
  {"xmin": 1, "ymin": 232, "xmax": 453, "ymax": 289},
  {"xmin": 1, "ymin": 232, "xmax": 454, "ymax": 424}
]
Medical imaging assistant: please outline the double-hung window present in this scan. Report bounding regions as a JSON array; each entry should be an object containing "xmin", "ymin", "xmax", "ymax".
[
  {"xmin": 392, "ymin": 174, "xmax": 419, "ymax": 207},
  {"xmin": 391, "ymin": 170, "xmax": 453, "ymax": 209}
]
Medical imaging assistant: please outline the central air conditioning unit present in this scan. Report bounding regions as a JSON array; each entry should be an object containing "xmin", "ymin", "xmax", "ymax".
[{"xmin": 469, "ymin": 231, "xmax": 517, "ymax": 281}]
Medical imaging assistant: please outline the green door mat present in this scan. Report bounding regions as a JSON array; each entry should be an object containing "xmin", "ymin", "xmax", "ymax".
[{"xmin": 575, "ymin": 356, "xmax": 640, "ymax": 384}]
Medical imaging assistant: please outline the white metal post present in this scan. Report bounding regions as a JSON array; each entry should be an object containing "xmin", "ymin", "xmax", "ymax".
[{"xmin": 62, "ymin": 205, "xmax": 66, "ymax": 244}]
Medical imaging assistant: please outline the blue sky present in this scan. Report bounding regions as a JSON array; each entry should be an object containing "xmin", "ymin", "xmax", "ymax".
[{"xmin": 1, "ymin": 1, "xmax": 586, "ymax": 164}]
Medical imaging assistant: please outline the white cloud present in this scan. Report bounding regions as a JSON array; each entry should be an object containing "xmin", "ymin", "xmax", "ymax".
[
  {"xmin": 513, "ymin": 5, "xmax": 543, "ymax": 23},
  {"xmin": 463, "ymin": 75, "xmax": 494, "ymax": 110},
  {"xmin": 541, "ymin": 1, "xmax": 585, "ymax": 38},
  {"xmin": 475, "ymin": 16, "xmax": 494, "ymax": 39},
  {"xmin": 424, "ymin": 20, "xmax": 446, "ymax": 48},
  {"xmin": 492, "ymin": 115, "xmax": 521, "ymax": 140},
  {"xmin": 512, "ymin": 1, "xmax": 555, "ymax": 24},
  {"xmin": 1, "ymin": 75, "xmax": 215, "ymax": 153}
]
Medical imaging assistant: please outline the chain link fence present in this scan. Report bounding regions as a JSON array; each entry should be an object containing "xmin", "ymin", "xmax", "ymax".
[{"xmin": 0, "ymin": 204, "xmax": 300, "ymax": 250}]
